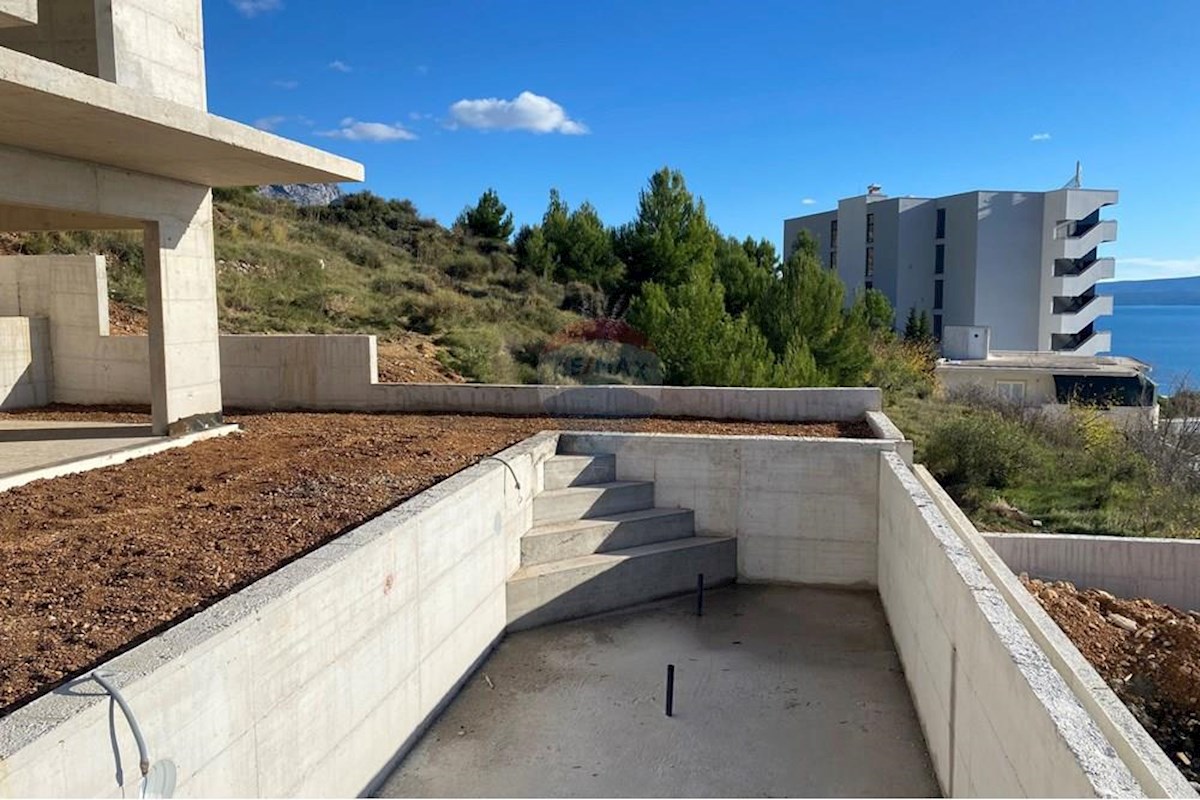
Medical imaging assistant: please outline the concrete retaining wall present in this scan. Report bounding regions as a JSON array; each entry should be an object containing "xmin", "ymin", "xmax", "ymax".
[
  {"xmin": 0, "ymin": 316, "xmax": 50, "ymax": 408},
  {"xmin": 925, "ymin": 477, "xmax": 1196, "ymax": 798},
  {"xmin": 0, "ymin": 255, "xmax": 881, "ymax": 421},
  {"xmin": 877, "ymin": 451, "xmax": 1142, "ymax": 798},
  {"xmin": 0, "ymin": 432, "xmax": 559, "ymax": 798},
  {"xmin": 985, "ymin": 532, "xmax": 1200, "ymax": 613},
  {"xmin": 558, "ymin": 432, "xmax": 896, "ymax": 586}
]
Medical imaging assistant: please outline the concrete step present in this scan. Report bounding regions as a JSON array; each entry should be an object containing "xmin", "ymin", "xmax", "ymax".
[
  {"xmin": 543, "ymin": 454, "xmax": 617, "ymax": 490},
  {"xmin": 506, "ymin": 536, "xmax": 737, "ymax": 631},
  {"xmin": 532, "ymin": 481, "xmax": 655, "ymax": 526},
  {"xmin": 521, "ymin": 507, "xmax": 696, "ymax": 566}
]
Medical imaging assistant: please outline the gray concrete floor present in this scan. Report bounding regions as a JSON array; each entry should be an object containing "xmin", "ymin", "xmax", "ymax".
[
  {"xmin": 0, "ymin": 420, "xmax": 162, "ymax": 480},
  {"xmin": 379, "ymin": 584, "xmax": 939, "ymax": 798}
]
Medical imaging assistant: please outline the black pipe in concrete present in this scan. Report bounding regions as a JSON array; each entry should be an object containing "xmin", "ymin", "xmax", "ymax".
[
  {"xmin": 697, "ymin": 574, "xmax": 704, "ymax": 617},
  {"xmin": 666, "ymin": 664, "xmax": 675, "ymax": 717}
]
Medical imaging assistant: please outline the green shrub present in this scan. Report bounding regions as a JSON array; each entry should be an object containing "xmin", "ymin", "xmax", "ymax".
[{"xmin": 924, "ymin": 411, "xmax": 1042, "ymax": 490}]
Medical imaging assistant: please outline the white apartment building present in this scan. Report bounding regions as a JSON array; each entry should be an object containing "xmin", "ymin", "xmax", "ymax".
[{"xmin": 783, "ymin": 184, "xmax": 1118, "ymax": 355}]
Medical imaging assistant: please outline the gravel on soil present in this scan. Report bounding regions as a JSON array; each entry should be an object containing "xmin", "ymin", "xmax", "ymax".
[
  {"xmin": 0, "ymin": 405, "xmax": 869, "ymax": 715},
  {"xmin": 1023, "ymin": 577, "xmax": 1199, "ymax": 783}
]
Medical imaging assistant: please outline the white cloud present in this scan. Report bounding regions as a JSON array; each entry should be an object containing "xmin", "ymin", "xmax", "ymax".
[
  {"xmin": 231, "ymin": 0, "xmax": 281, "ymax": 17},
  {"xmin": 1115, "ymin": 257, "xmax": 1200, "ymax": 281},
  {"xmin": 1030, "ymin": 132, "xmax": 1052, "ymax": 141},
  {"xmin": 449, "ymin": 91, "xmax": 588, "ymax": 135},
  {"xmin": 253, "ymin": 115, "xmax": 288, "ymax": 132},
  {"xmin": 272, "ymin": 79, "xmax": 299, "ymax": 90},
  {"xmin": 317, "ymin": 118, "xmax": 417, "ymax": 142},
  {"xmin": 329, "ymin": 60, "xmax": 353, "ymax": 73},
  {"xmin": 801, "ymin": 198, "xmax": 817, "ymax": 205}
]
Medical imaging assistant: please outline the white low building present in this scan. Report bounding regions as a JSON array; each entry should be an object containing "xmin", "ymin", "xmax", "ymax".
[{"xmin": 936, "ymin": 325, "xmax": 1158, "ymax": 427}]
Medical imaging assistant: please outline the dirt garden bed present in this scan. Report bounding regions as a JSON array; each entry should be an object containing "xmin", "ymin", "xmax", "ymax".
[
  {"xmin": 1023, "ymin": 577, "xmax": 1199, "ymax": 784},
  {"xmin": 0, "ymin": 406, "xmax": 868, "ymax": 714}
]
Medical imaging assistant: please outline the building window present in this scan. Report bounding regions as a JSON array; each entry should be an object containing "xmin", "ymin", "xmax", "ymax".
[
  {"xmin": 830, "ymin": 219, "xmax": 838, "ymax": 249},
  {"xmin": 933, "ymin": 313, "xmax": 943, "ymax": 340},
  {"xmin": 934, "ymin": 279, "xmax": 944, "ymax": 310},
  {"xmin": 936, "ymin": 208, "xmax": 946, "ymax": 239},
  {"xmin": 866, "ymin": 213, "xmax": 875, "ymax": 244},
  {"xmin": 935, "ymin": 244, "xmax": 945, "ymax": 274},
  {"xmin": 865, "ymin": 247, "xmax": 874, "ymax": 278},
  {"xmin": 996, "ymin": 381, "xmax": 1027, "ymax": 404},
  {"xmin": 829, "ymin": 250, "xmax": 837, "ymax": 270},
  {"xmin": 865, "ymin": 280, "xmax": 874, "ymax": 290}
]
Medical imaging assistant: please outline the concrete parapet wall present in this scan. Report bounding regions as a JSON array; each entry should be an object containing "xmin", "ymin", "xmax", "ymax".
[
  {"xmin": 558, "ymin": 432, "xmax": 896, "ymax": 586},
  {"xmin": 0, "ymin": 432, "xmax": 559, "ymax": 798},
  {"xmin": 877, "ymin": 452, "xmax": 1143, "ymax": 797},
  {"xmin": 926, "ymin": 480, "xmax": 1196, "ymax": 797},
  {"xmin": 985, "ymin": 532, "xmax": 1200, "ymax": 614}
]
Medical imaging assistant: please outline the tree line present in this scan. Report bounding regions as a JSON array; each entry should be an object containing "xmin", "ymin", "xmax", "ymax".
[{"xmin": 454, "ymin": 167, "xmax": 923, "ymax": 388}]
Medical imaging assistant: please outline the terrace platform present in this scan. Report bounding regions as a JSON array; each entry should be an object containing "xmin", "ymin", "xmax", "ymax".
[
  {"xmin": 0, "ymin": 418, "xmax": 236, "ymax": 492},
  {"xmin": 378, "ymin": 584, "xmax": 939, "ymax": 798}
]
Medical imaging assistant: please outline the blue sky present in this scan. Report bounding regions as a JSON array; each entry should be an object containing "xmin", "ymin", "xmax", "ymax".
[{"xmin": 207, "ymin": 0, "xmax": 1200, "ymax": 281}]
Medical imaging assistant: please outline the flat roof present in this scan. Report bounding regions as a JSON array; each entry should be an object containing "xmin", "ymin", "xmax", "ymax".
[
  {"xmin": 0, "ymin": 48, "xmax": 363, "ymax": 186},
  {"xmin": 939, "ymin": 350, "xmax": 1149, "ymax": 377}
]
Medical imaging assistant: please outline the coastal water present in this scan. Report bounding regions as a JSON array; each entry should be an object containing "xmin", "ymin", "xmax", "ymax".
[{"xmin": 1099, "ymin": 305, "xmax": 1200, "ymax": 391}]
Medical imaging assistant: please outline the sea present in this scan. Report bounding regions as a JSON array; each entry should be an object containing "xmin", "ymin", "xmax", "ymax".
[{"xmin": 1099, "ymin": 305, "xmax": 1200, "ymax": 392}]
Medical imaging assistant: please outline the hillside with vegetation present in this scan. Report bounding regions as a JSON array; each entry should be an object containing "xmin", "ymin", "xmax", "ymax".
[{"xmin": 5, "ymin": 167, "xmax": 1196, "ymax": 539}]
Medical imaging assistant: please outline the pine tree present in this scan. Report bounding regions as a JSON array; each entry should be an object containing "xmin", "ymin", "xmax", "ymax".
[{"xmin": 455, "ymin": 188, "xmax": 514, "ymax": 241}]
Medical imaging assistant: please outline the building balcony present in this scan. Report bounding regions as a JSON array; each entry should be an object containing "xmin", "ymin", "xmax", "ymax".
[
  {"xmin": 1050, "ymin": 293, "xmax": 1113, "ymax": 334},
  {"xmin": 1051, "ymin": 324, "xmax": 1112, "ymax": 356},
  {"xmin": 1050, "ymin": 256, "xmax": 1115, "ymax": 297},
  {"xmin": 1053, "ymin": 219, "xmax": 1118, "ymax": 261}
]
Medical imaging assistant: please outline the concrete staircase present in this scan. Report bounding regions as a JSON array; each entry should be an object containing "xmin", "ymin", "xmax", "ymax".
[{"xmin": 506, "ymin": 451, "xmax": 736, "ymax": 631}]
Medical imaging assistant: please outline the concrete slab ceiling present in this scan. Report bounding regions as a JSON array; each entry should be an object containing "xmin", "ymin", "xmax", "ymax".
[
  {"xmin": 0, "ymin": 47, "xmax": 364, "ymax": 186},
  {"xmin": 380, "ymin": 584, "xmax": 939, "ymax": 798}
]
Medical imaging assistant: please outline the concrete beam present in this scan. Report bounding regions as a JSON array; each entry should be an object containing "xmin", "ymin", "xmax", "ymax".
[{"xmin": 0, "ymin": 48, "xmax": 363, "ymax": 186}]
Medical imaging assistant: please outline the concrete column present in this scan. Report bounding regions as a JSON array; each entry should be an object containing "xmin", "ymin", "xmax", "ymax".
[{"xmin": 143, "ymin": 190, "xmax": 222, "ymax": 435}]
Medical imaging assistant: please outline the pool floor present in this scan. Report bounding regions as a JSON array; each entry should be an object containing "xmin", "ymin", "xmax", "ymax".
[{"xmin": 378, "ymin": 584, "xmax": 939, "ymax": 798}]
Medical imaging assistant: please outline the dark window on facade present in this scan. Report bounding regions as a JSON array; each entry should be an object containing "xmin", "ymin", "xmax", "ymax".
[
  {"xmin": 936, "ymin": 208, "xmax": 946, "ymax": 239},
  {"xmin": 934, "ymin": 279, "xmax": 944, "ymax": 310},
  {"xmin": 935, "ymin": 244, "xmax": 945, "ymax": 274},
  {"xmin": 865, "ymin": 280, "xmax": 874, "ymax": 290},
  {"xmin": 830, "ymin": 250, "xmax": 838, "ymax": 270},
  {"xmin": 866, "ymin": 213, "xmax": 875, "ymax": 244},
  {"xmin": 933, "ymin": 313, "xmax": 943, "ymax": 339},
  {"xmin": 830, "ymin": 219, "xmax": 838, "ymax": 249},
  {"xmin": 865, "ymin": 247, "xmax": 874, "ymax": 277}
]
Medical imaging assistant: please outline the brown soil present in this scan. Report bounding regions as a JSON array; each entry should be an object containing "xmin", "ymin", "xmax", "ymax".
[
  {"xmin": 107, "ymin": 299, "xmax": 149, "ymax": 336},
  {"xmin": 1023, "ymin": 577, "xmax": 1199, "ymax": 782},
  {"xmin": 376, "ymin": 335, "xmax": 464, "ymax": 383},
  {"xmin": 0, "ymin": 406, "xmax": 868, "ymax": 714}
]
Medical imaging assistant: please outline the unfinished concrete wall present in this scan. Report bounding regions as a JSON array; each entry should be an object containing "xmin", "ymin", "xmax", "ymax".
[
  {"xmin": 986, "ymin": 532, "xmax": 1200, "ymax": 613},
  {"xmin": 558, "ymin": 432, "xmax": 895, "ymax": 586},
  {"xmin": 0, "ymin": 255, "xmax": 150, "ymax": 404},
  {"xmin": 0, "ymin": 432, "xmax": 558, "ymax": 798},
  {"xmin": 923, "ymin": 474, "xmax": 1196, "ymax": 798},
  {"xmin": 107, "ymin": 0, "xmax": 207, "ymax": 109},
  {"xmin": 877, "ymin": 452, "xmax": 1142, "ymax": 797},
  {"xmin": 0, "ymin": 255, "xmax": 882, "ymax": 422},
  {"xmin": 0, "ymin": 146, "xmax": 222, "ymax": 434},
  {"xmin": 0, "ymin": 316, "xmax": 50, "ymax": 408},
  {"xmin": 0, "ymin": 0, "xmax": 106, "ymax": 76}
]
